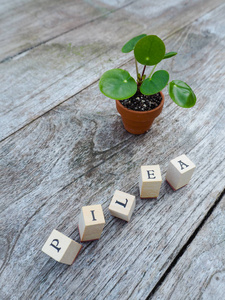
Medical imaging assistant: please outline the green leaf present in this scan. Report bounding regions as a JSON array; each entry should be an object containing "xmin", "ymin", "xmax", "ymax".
[
  {"xmin": 99, "ymin": 69, "xmax": 137, "ymax": 100},
  {"xmin": 121, "ymin": 34, "xmax": 147, "ymax": 53},
  {"xmin": 134, "ymin": 35, "xmax": 165, "ymax": 66},
  {"xmin": 140, "ymin": 70, "xmax": 169, "ymax": 95},
  {"xmin": 168, "ymin": 80, "xmax": 196, "ymax": 108},
  {"xmin": 163, "ymin": 52, "xmax": 177, "ymax": 59}
]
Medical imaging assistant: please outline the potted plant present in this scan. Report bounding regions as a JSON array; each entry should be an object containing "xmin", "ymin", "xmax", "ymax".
[{"xmin": 99, "ymin": 34, "xmax": 196, "ymax": 134}]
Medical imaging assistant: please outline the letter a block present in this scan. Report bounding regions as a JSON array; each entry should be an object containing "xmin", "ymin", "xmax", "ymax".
[
  {"xmin": 166, "ymin": 154, "xmax": 196, "ymax": 190},
  {"xmin": 109, "ymin": 190, "xmax": 136, "ymax": 222},
  {"xmin": 41, "ymin": 229, "xmax": 82, "ymax": 265},
  {"xmin": 139, "ymin": 165, "xmax": 162, "ymax": 198},
  {"xmin": 78, "ymin": 204, "xmax": 105, "ymax": 242}
]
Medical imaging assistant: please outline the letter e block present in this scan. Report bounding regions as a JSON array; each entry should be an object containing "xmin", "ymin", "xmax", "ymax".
[
  {"xmin": 166, "ymin": 154, "xmax": 196, "ymax": 190},
  {"xmin": 139, "ymin": 165, "xmax": 162, "ymax": 198},
  {"xmin": 41, "ymin": 229, "xmax": 82, "ymax": 265},
  {"xmin": 109, "ymin": 190, "xmax": 136, "ymax": 222},
  {"xmin": 78, "ymin": 204, "xmax": 105, "ymax": 242}
]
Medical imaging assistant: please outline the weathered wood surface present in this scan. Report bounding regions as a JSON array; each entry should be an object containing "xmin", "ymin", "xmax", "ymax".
[
  {"xmin": 0, "ymin": 0, "xmax": 132, "ymax": 62},
  {"xmin": 153, "ymin": 194, "xmax": 225, "ymax": 300},
  {"xmin": 0, "ymin": 0, "xmax": 223, "ymax": 141},
  {"xmin": 0, "ymin": 0, "xmax": 225, "ymax": 299}
]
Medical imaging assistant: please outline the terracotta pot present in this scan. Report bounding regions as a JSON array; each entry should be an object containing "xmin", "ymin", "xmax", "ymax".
[{"xmin": 116, "ymin": 91, "xmax": 164, "ymax": 134}]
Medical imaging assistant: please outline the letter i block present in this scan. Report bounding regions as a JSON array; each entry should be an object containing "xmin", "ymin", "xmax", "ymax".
[
  {"xmin": 78, "ymin": 204, "xmax": 105, "ymax": 242},
  {"xmin": 166, "ymin": 154, "xmax": 196, "ymax": 190},
  {"xmin": 109, "ymin": 190, "xmax": 136, "ymax": 222},
  {"xmin": 41, "ymin": 229, "xmax": 82, "ymax": 265},
  {"xmin": 139, "ymin": 165, "xmax": 162, "ymax": 198}
]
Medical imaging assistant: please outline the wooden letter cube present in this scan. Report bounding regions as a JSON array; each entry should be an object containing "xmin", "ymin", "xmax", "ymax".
[
  {"xmin": 41, "ymin": 229, "xmax": 82, "ymax": 265},
  {"xmin": 109, "ymin": 190, "xmax": 136, "ymax": 222},
  {"xmin": 139, "ymin": 165, "xmax": 162, "ymax": 198},
  {"xmin": 166, "ymin": 154, "xmax": 196, "ymax": 190},
  {"xmin": 78, "ymin": 204, "xmax": 105, "ymax": 242}
]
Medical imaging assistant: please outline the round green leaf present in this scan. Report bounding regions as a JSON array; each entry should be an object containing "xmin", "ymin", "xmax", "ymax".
[
  {"xmin": 140, "ymin": 70, "xmax": 169, "ymax": 95},
  {"xmin": 134, "ymin": 35, "xmax": 166, "ymax": 66},
  {"xmin": 163, "ymin": 52, "xmax": 177, "ymax": 59},
  {"xmin": 168, "ymin": 80, "xmax": 196, "ymax": 108},
  {"xmin": 121, "ymin": 34, "xmax": 147, "ymax": 53},
  {"xmin": 99, "ymin": 69, "xmax": 137, "ymax": 100}
]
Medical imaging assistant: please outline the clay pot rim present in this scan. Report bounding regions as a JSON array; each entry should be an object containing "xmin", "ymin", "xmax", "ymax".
[{"xmin": 116, "ymin": 91, "xmax": 165, "ymax": 115}]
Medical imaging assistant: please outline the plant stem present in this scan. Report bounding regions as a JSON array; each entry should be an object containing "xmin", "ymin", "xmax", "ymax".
[
  {"xmin": 148, "ymin": 64, "xmax": 157, "ymax": 78},
  {"xmin": 141, "ymin": 65, "xmax": 146, "ymax": 81},
  {"xmin": 135, "ymin": 58, "xmax": 139, "ymax": 80}
]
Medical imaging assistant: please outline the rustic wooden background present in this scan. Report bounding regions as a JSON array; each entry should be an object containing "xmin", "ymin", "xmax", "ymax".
[{"xmin": 0, "ymin": 0, "xmax": 225, "ymax": 299}]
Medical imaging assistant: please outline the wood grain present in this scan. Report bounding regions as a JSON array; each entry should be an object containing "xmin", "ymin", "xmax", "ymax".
[
  {"xmin": 0, "ymin": 0, "xmax": 133, "ymax": 62},
  {"xmin": 0, "ymin": 2, "xmax": 225, "ymax": 299},
  {"xmin": 152, "ymin": 195, "xmax": 225, "ymax": 300},
  {"xmin": 0, "ymin": 0, "xmax": 224, "ymax": 141}
]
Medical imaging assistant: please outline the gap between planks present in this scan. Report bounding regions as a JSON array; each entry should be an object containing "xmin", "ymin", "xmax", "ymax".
[{"xmin": 146, "ymin": 188, "xmax": 225, "ymax": 300}]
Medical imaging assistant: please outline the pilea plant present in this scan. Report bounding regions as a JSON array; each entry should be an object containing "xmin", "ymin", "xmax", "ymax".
[{"xmin": 99, "ymin": 34, "xmax": 196, "ymax": 108}]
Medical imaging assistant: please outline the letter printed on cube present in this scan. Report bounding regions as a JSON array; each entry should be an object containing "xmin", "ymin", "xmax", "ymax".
[
  {"xmin": 78, "ymin": 204, "xmax": 105, "ymax": 242},
  {"xmin": 166, "ymin": 154, "xmax": 196, "ymax": 190},
  {"xmin": 139, "ymin": 165, "xmax": 162, "ymax": 198},
  {"xmin": 109, "ymin": 190, "xmax": 136, "ymax": 222},
  {"xmin": 41, "ymin": 229, "xmax": 82, "ymax": 265}
]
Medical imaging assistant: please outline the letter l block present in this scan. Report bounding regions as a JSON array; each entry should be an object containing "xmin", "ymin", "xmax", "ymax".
[
  {"xmin": 166, "ymin": 154, "xmax": 196, "ymax": 190},
  {"xmin": 109, "ymin": 190, "xmax": 136, "ymax": 222},
  {"xmin": 139, "ymin": 165, "xmax": 162, "ymax": 198},
  {"xmin": 41, "ymin": 229, "xmax": 82, "ymax": 265}
]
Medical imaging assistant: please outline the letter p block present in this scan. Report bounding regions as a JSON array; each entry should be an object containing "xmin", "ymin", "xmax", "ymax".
[
  {"xmin": 78, "ymin": 204, "xmax": 105, "ymax": 242},
  {"xmin": 41, "ymin": 229, "xmax": 82, "ymax": 265}
]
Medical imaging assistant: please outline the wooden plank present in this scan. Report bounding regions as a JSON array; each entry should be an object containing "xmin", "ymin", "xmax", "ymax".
[
  {"xmin": 152, "ymin": 194, "xmax": 225, "ymax": 300},
  {"xmin": 0, "ymin": 4, "xmax": 225, "ymax": 299},
  {"xmin": 0, "ymin": 0, "xmax": 223, "ymax": 141},
  {"xmin": 0, "ymin": 0, "xmax": 133, "ymax": 62}
]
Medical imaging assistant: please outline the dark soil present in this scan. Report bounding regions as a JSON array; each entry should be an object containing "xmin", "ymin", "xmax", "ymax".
[{"xmin": 120, "ymin": 91, "xmax": 162, "ymax": 111}]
